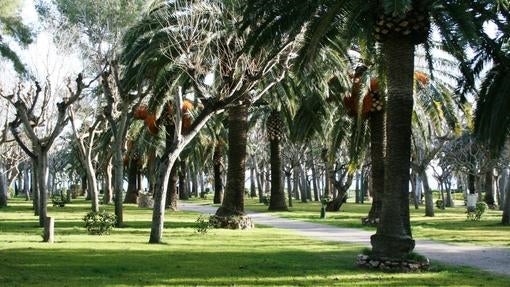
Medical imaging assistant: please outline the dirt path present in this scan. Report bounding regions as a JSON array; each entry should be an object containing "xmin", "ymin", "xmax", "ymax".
[{"xmin": 180, "ymin": 202, "xmax": 510, "ymax": 276}]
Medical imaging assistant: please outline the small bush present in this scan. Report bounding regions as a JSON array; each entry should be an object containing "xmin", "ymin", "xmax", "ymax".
[
  {"xmin": 83, "ymin": 211, "xmax": 117, "ymax": 235},
  {"xmin": 262, "ymin": 193, "xmax": 270, "ymax": 206},
  {"xmin": 196, "ymin": 215, "xmax": 211, "ymax": 234},
  {"xmin": 466, "ymin": 202, "xmax": 488, "ymax": 221},
  {"xmin": 435, "ymin": 199, "xmax": 444, "ymax": 209}
]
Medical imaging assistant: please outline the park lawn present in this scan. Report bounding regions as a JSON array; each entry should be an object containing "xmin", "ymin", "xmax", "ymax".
[
  {"xmin": 0, "ymin": 198, "xmax": 508, "ymax": 286},
  {"xmin": 243, "ymin": 198, "xmax": 510, "ymax": 247}
]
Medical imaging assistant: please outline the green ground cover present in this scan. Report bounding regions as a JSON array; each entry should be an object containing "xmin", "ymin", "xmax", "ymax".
[
  {"xmin": 242, "ymin": 198, "xmax": 510, "ymax": 247},
  {"xmin": 0, "ymin": 198, "xmax": 508, "ymax": 286}
]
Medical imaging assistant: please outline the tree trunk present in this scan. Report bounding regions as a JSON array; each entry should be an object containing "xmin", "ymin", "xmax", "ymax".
[
  {"xmin": 254, "ymin": 157, "xmax": 264, "ymax": 203},
  {"xmin": 166, "ymin": 163, "xmax": 178, "ymax": 211},
  {"xmin": 445, "ymin": 178, "xmax": 454, "ymax": 207},
  {"xmin": 484, "ymin": 170, "xmax": 495, "ymax": 207},
  {"xmin": 112, "ymin": 144, "xmax": 124, "ymax": 227},
  {"xmin": 367, "ymin": 110, "xmax": 385, "ymax": 223},
  {"xmin": 124, "ymin": 158, "xmax": 139, "ymax": 204},
  {"xmin": 249, "ymin": 160, "xmax": 257, "ymax": 198},
  {"xmin": 31, "ymin": 159, "xmax": 39, "ymax": 215},
  {"xmin": 371, "ymin": 37, "xmax": 415, "ymax": 258},
  {"xmin": 213, "ymin": 144, "xmax": 224, "ymax": 204},
  {"xmin": 23, "ymin": 165, "xmax": 30, "ymax": 201},
  {"xmin": 299, "ymin": 163, "xmax": 308, "ymax": 203},
  {"xmin": 285, "ymin": 171, "xmax": 293, "ymax": 207},
  {"xmin": 311, "ymin": 163, "xmax": 319, "ymax": 202},
  {"xmin": 192, "ymin": 169, "xmax": 199, "ymax": 198},
  {"xmin": 103, "ymin": 159, "xmax": 113, "ymax": 204},
  {"xmin": 216, "ymin": 104, "xmax": 248, "ymax": 216},
  {"xmin": 82, "ymin": 175, "xmax": 89, "ymax": 199},
  {"xmin": 293, "ymin": 164, "xmax": 300, "ymax": 201},
  {"xmin": 178, "ymin": 160, "xmax": 188, "ymax": 200},
  {"xmin": 468, "ymin": 173, "xmax": 476, "ymax": 194},
  {"xmin": 0, "ymin": 163, "xmax": 8, "ymax": 207},
  {"xmin": 86, "ymin": 161, "xmax": 99, "ymax": 212},
  {"xmin": 502, "ymin": 177, "xmax": 510, "ymax": 225},
  {"xmin": 37, "ymin": 151, "xmax": 49, "ymax": 227},
  {"xmin": 410, "ymin": 172, "xmax": 419, "ymax": 209},
  {"xmin": 268, "ymin": 138, "xmax": 287, "ymax": 211},
  {"xmin": 421, "ymin": 170, "xmax": 434, "ymax": 216}
]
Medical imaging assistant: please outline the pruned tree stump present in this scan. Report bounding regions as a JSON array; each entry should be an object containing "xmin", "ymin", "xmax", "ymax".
[
  {"xmin": 137, "ymin": 193, "xmax": 154, "ymax": 208},
  {"xmin": 356, "ymin": 254, "xmax": 430, "ymax": 272},
  {"xmin": 209, "ymin": 215, "xmax": 254, "ymax": 230},
  {"xmin": 43, "ymin": 217, "xmax": 54, "ymax": 243}
]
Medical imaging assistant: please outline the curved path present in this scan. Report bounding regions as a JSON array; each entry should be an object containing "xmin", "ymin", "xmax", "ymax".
[{"xmin": 180, "ymin": 202, "xmax": 510, "ymax": 276}]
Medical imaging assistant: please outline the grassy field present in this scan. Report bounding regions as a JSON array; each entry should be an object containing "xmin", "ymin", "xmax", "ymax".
[
  {"xmin": 1, "ymin": 198, "xmax": 509, "ymax": 286},
  {"xmin": 239, "ymin": 198, "xmax": 510, "ymax": 247}
]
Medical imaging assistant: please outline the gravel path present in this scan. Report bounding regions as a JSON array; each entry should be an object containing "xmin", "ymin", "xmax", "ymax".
[{"xmin": 180, "ymin": 202, "xmax": 510, "ymax": 276}]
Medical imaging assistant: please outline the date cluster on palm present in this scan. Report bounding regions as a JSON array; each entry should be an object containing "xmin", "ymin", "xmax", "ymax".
[
  {"xmin": 267, "ymin": 110, "xmax": 284, "ymax": 141},
  {"xmin": 367, "ymin": 78, "xmax": 384, "ymax": 113},
  {"xmin": 374, "ymin": 8, "xmax": 430, "ymax": 44}
]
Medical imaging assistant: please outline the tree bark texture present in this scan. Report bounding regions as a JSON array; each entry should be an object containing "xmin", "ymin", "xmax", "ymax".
[
  {"xmin": 213, "ymin": 145, "xmax": 224, "ymax": 204},
  {"xmin": 216, "ymin": 105, "xmax": 248, "ymax": 216},
  {"xmin": 166, "ymin": 163, "xmax": 178, "ymax": 211},
  {"xmin": 268, "ymin": 139, "xmax": 287, "ymax": 211},
  {"xmin": 371, "ymin": 37, "xmax": 415, "ymax": 258},
  {"xmin": 367, "ymin": 111, "xmax": 385, "ymax": 221},
  {"xmin": 124, "ymin": 158, "xmax": 139, "ymax": 204}
]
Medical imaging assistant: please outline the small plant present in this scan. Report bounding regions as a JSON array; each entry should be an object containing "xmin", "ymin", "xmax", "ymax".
[
  {"xmin": 196, "ymin": 215, "xmax": 211, "ymax": 234},
  {"xmin": 262, "ymin": 193, "xmax": 271, "ymax": 206},
  {"xmin": 466, "ymin": 202, "xmax": 488, "ymax": 221},
  {"xmin": 435, "ymin": 199, "xmax": 444, "ymax": 209},
  {"xmin": 83, "ymin": 210, "xmax": 117, "ymax": 235}
]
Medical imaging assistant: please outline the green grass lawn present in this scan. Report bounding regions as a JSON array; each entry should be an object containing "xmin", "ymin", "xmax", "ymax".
[
  {"xmin": 1, "ymin": 198, "xmax": 509, "ymax": 286},
  {"xmin": 241, "ymin": 198, "xmax": 510, "ymax": 247}
]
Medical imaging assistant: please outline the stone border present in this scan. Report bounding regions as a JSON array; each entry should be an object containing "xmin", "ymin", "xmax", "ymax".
[{"xmin": 356, "ymin": 254, "xmax": 430, "ymax": 272}]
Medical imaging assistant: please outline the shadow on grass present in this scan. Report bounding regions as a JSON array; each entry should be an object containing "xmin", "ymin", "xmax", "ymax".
[{"xmin": 1, "ymin": 247, "xmax": 501, "ymax": 287}]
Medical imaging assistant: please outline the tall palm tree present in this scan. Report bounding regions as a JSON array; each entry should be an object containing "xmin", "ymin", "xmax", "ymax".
[
  {"xmin": 243, "ymin": 0, "xmax": 495, "ymax": 258},
  {"xmin": 266, "ymin": 109, "xmax": 288, "ymax": 211}
]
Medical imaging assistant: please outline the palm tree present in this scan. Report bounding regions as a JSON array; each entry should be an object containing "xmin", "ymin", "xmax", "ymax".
[
  {"xmin": 243, "ymin": 0, "xmax": 495, "ymax": 258},
  {"xmin": 266, "ymin": 109, "xmax": 288, "ymax": 211},
  {"xmin": 215, "ymin": 104, "xmax": 249, "ymax": 217}
]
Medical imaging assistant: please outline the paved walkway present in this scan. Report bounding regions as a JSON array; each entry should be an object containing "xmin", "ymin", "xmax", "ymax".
[{"xmin": 180, "ymin": 202, "xmax": 510, "ymax": 276}]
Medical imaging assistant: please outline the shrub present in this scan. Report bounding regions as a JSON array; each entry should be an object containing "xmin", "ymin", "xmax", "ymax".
[
  {"xmin": 83, "ymin": 211, "xmax": 117, "ymax": 235},
  {"xmin": 435, "ymin": 199, "xmax": 444, "ymax": 209},
  {"xmin": 466, "ymin": 202, "xmax": 488, "ymax": 221},
  {"xmin": 196, "ymin": 215, "xmax": 211, "ymax": 234},
  {"xmin": 262, "ymin": 193, "xmax": 270, "ymax": 205}
]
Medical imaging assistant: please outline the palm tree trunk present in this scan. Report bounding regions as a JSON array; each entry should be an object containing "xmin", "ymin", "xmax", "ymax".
[
  {"xmin": 124, "ymin": 158, "xmax": 139, "ymax": 204},
  {"xmin": 367, "ymin": 111, "xmax": 385, "ymax": 221},
  {"xmin": 371, "ymin": 37, "xmax": 415, "ymax": 258},
  {"xmin": 268, "ymin": 138, "xmax": 287, "ymax": 211},
  {"xmin": 215, "ymin": 104, "xmax": 248, "ymax": 216}
]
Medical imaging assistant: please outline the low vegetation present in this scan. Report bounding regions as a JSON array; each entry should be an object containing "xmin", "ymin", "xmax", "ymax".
[{"xmin": 1, "ymin": 198, "xmax": 509, "ymax": 286}]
